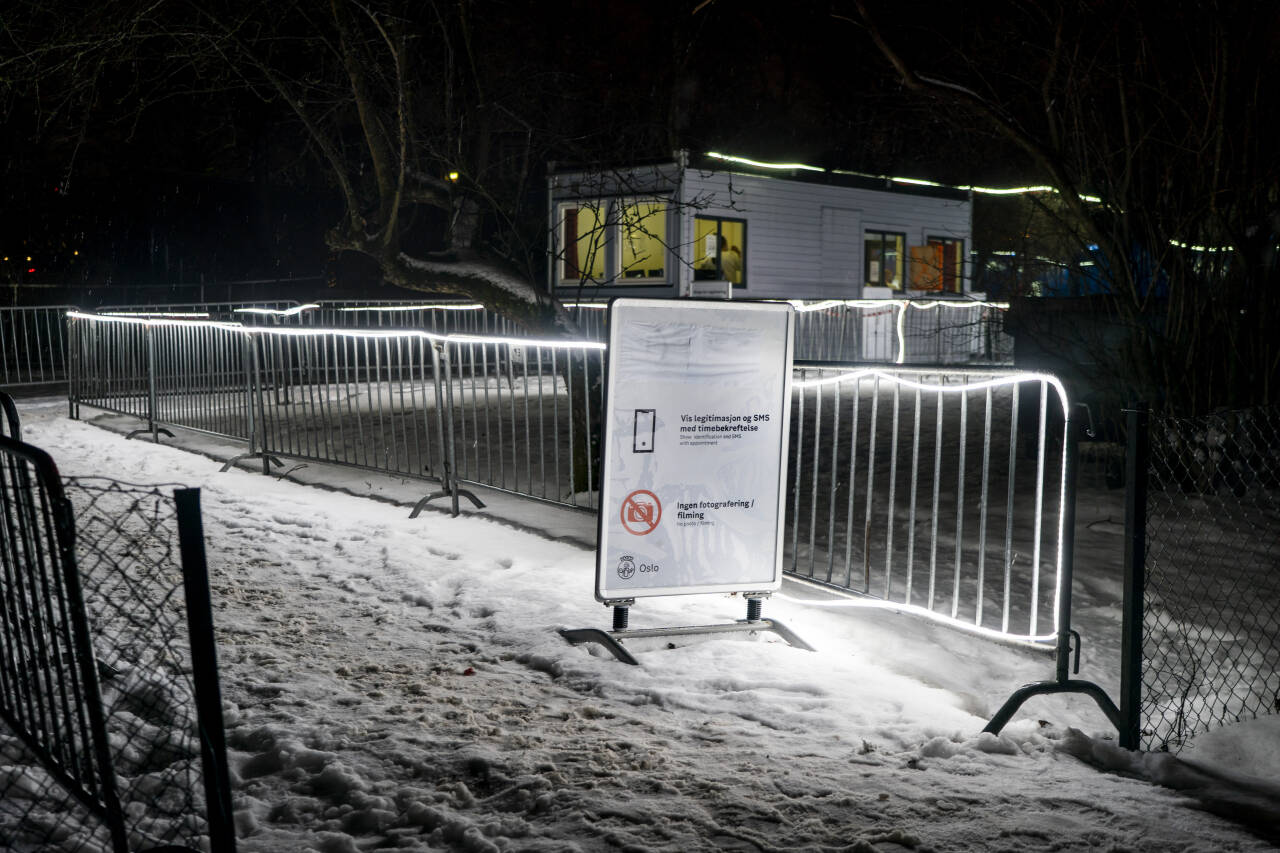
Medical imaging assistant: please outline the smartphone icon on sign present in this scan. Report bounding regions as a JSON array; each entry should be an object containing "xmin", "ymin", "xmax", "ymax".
[{"xmin": 633, "ymin": 409, "xmax": 655, "ymax": 453}]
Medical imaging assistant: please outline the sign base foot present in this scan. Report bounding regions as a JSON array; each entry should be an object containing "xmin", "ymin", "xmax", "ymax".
[{"xmin": 558, "ymin": 618, "xmax": 815, "ymax": 665}]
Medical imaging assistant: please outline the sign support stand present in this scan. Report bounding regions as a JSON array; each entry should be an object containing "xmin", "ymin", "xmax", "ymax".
[{"xmin": 559, "ymin": 595, "xmax": 814, "ymax": 665}]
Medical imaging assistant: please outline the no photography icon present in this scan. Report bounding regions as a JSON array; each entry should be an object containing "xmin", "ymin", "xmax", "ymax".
[{"xmin": 620, "ymin": 489, "xmax": 661, "ymax": 535}]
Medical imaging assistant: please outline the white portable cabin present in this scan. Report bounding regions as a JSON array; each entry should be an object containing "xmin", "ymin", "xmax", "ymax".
[{"xmin": 547, "ymin": 153, "xmax": 974, "ymax": 301}]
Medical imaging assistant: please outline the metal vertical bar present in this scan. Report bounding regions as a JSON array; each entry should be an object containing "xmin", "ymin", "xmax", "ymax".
[
  {"xmin": 565, "ymin": 347, "xmax": 575, "ymax": 504},
  {"xmin": 928, "ymin": 389, "xmax": 943, "ymax": 609},
  {"xmin": 976, "ymin": 386, "xmax": 993, "ymax": 627},
  {"xmin": 552, "ymin": 348, "xmax": 562, "ymax": 498},
  {"xmin": 905, "ymin": 385, "xmax": 922, "ymax": 605},
  {"xmin": 1002, "ymin": 387, "xmax": 1020, "ymax": 633},
  {"xmin": 842, "ymin": 373, "xmax": 861, "ymax": 588},
  {"xmin": 825, "ymin": 380, "xmax": 841, "ymax": 583},
  {"xmin": 807, "ymin": 384, "xmax": 822, "ymax": 575},
  {"xmin": 145, "ymin": 324, "xmax": 160, "ymax": 441},
  {"xmin": 1120, "ymin": 403, "xmax": 1149, "ymax": 749},
  {"xmin": 522, "ymin": 347, "xmax": 532, "ymax": 494},
  {"xmin": 1029, "ymin": 381, "xmax": 1049, "ymax": 636},
  {"xmin": 174, "ymin": 488, "xmax": 238, "ymax": 853},
  {"xmin": 862, "ymin": 376, "xmax": 880, "ymax": 592},
  {"xmin": 884, "ymin": 381, "xmax": 901, "ymax": 597},
  {"xmin": 951, "ymin": 388, "xmax": 968, "ymax": 619},
  {"xmin": 789, "ymin": 376, "xmax": 805, "ymax": 571},
  {"xmin": 582, "ymin": 348, "xmax": 595, "ymax": 498},
  {"xmin": 537, "ymin": 347, "xmax": 547, "ymax": 499},
  {"xmin": 1054, "ymin": 407, "xmax": 1081, "ymax": 678}
]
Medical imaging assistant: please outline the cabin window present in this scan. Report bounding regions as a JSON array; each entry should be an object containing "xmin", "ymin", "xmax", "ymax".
[
  {"xmin": 865, "ymin": 231, "xmax": 906, "ymax": 289},
  {"xmin": 618, "ymin": 199, "xmax": 668, "ymax": 280},
  {"xmin": 693, "ymin": 217, "xmax": 747, "ymax": 287},
  {"xmin": 927, "ymin": 236, "xmax": 964, "ymax": 293},
  {"xmin": 558, "ymin": 201, "xmax": 607, "ymax": 283},
  {"xmin": 557, "ymin": 198, "xmax": 669, "ymax": 285}
]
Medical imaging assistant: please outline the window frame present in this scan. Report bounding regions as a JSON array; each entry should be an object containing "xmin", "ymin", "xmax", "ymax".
[
  {"xmin": 556, "ymin": 200, "xmax": 608, "ymax": 285},
  {"xmin": 926, "ymin": 235, "xmax": 965, "ymax": 294},
  {"xmin": 864, "ymin": 230, "xmax": 907, "ymax": 290},
  {"xmin": 615, "ymin": 196, "xmax": 671, "ymax": 283},
  {"xmin": 555, "ymin": 196, "xmax": 673, "ymax": 288},
  {"xmin": 692, "ymin": 215, "xmax": 748, "ymax": 289}
]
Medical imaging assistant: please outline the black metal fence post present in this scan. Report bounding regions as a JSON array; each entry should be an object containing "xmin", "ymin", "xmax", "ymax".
[
  {"xmin": 1119, "ymin": 403, "xmax": 1149, "ymax": 750},
  {"xmin": 174, "ymin": 488, "xmax": 237, "ymax": 853}
]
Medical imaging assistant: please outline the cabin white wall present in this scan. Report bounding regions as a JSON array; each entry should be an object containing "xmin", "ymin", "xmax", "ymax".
[{"xmin": 681, "ymin": 170, "xmax": 972, "ymax": 300}]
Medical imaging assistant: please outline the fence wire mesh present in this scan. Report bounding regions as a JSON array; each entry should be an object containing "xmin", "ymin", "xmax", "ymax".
[
  {"xmin": 0, "ymin": 477, "xmax": 222, "ymax": 851},
  {"xmin": 1141, "ymin": 406, "xmax": 1280, "ymax": 752}
]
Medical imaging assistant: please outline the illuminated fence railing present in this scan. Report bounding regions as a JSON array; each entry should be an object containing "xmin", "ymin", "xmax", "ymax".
[
  {"xmin": 102, "ymin": 300, "xmax": 302, "ymax": 323},
  {"xmin": 785, "ymin": 365, "xmax": 1071, "ymax": 643},
  {"xmin": 790, "ymin": 299, "xmax": 1012, "ymax": 365},
  {"xmin": 299, "ymin": 299, "xmax": 611, "ymax": 342},
  {"xmin": 68, "ymin": 312, "xmax": 606, "ymax": 513},
  {"xmin": 68, "ymin": 313, "xmax": 155, "ymax": 423}
]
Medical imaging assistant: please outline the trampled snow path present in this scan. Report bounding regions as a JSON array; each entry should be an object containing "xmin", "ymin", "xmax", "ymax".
[{"xmin": 16, "ymin": 397, "xmax": 1280, "ymax": 851}]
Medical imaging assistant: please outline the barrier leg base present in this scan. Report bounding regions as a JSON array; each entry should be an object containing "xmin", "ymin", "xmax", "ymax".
[
  {"xmin": 558, "ymin": 618, "xmax": 815, "ymax": 665},
  {"xmin": 984, "ymin": 679, "xmax": 1123, "ymax": 737},
  {"xmin": 219, "ymin": 452, "xmax": 284, "ymax": 474},
  {"xmin": 409, "ymin": 486, "xmax": 486, "ymax": 518},
  {"xmin": 126, "ymin": 427, "xmax": 174, "ymax": 442}
]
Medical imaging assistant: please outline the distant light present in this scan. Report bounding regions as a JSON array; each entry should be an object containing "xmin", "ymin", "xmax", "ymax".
[
  {"xmin": 73, "ymin": 250, "xmax": 79, "ymax": 256},
  {"xmin": 27, "ymin": 268, "xmax": 35, "ymax": 273},
  {"xmin": 447, "ymin": 171, "xmax": 460, "ymax": 182},
  {"xmin": 26, "ymin": 256, "xmax": 32, "ymax": 262},
  {"xmin": 1170, "ymin": 238, "xmax": 1230, "ymax": 253}
]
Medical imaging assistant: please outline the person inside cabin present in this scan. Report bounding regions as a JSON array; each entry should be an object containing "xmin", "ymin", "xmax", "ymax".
[{"xmin": 718, "ymin": 236, "xmax": 742, "ymax": 284}]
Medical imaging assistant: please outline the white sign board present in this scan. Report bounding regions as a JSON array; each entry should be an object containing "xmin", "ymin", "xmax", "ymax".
[{"xmin": 595, "ymin": 298, "xmax": 795, "ymax": 601}]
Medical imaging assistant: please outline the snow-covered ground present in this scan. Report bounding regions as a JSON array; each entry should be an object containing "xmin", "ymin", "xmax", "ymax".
[{"xmin": 12, "ymin": 396, "xmax": 1280, "ymax": 851}]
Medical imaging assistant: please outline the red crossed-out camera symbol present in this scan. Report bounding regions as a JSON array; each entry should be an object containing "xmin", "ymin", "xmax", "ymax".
[{"xmin": 620, "ymin": 489, "xmax": 661, "ymax": 535}]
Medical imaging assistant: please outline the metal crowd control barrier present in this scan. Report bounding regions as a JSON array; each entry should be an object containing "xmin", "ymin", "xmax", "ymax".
[
  {"xmin": 68, "ymin": 312, "xmax": 607, "ymax": 516},
  {"xmin": 0, "ymin": 435, "xmax": 129, "ymax": 850},
  {"xmin": 0, "ymin": 305, "xmax": 76, "ymax": 387},
  {"xmin": 787, "ymin": 365, "xmax": 1069, "ymax": 641},
  {"xmin": 441, "ymin": 335, "xmax": 606, "ymax": 509},
  {"xmin": 242, "ymin": 327, "xmax": 453, "ymax": 494},
  {"xmin": 785, "ymin": 363, "xmax": 1121, "ymax": 732}
]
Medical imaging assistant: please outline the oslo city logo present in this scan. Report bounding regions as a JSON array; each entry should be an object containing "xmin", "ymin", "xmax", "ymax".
[
  {"xmin": 616, "ymin": 556, "xmax": 636, "ymax": 579},
  {"xmin": 620, "ymin": 489, "xmax": 661, "ymax": 535}
]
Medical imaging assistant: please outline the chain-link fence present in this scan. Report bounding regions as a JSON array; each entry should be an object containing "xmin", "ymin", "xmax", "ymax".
[
  {"xmin": 1127, "ymin": 405, "xmax": 1280, "ymax": 752},
  {"xmin": 0, "ymin": 470, "xmax": 233, "ymax": 851}
]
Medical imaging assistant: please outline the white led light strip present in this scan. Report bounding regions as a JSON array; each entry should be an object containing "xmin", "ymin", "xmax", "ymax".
[
  {"xmin": 233, "ymin": 304, "xmax": 320, "ymax": 316},
  {"xmin": 704, "ymin": 151, "xmax": 1240, "ymax": 249},
  {"xmin": 66, "ymin": 311, "xmax": 608, "ymax": 350}
]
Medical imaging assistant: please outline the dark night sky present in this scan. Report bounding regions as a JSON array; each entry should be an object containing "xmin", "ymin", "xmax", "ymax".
[{"xmin": 4, "ymin": 0, "xmax": 1262, "ymax": 300}]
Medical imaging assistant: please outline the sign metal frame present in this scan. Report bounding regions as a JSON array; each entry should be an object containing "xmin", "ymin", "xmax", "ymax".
[{"xmin": 593, "ymin": 297, "xmax": 795, "ymax": 602}]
